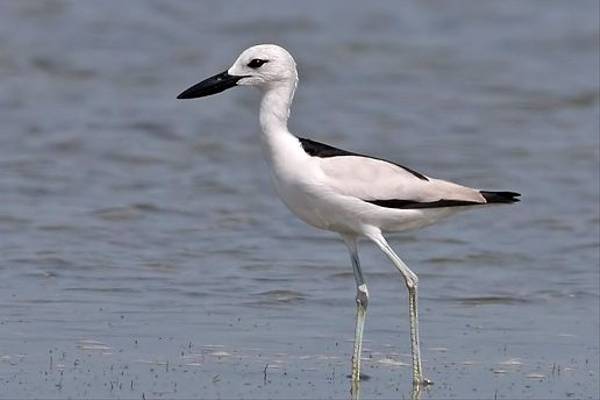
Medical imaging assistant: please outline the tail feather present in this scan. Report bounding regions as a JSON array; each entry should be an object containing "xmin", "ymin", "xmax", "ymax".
[{"xmin": 480, "ymin": 191, "xmax": 521, "ymax": 204}]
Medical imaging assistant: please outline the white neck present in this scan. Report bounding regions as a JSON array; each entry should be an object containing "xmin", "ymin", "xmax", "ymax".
[
  {"xmin": 259, "ymin": 79, "xmax": 297, "ymax": 135},
  {"xmin": 257, "ymin": 78, "xmax": 303, "ymax": 168}
]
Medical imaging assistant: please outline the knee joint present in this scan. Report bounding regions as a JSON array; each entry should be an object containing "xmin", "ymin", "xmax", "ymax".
[
  {"xmin": 356, "ymin": 284, "xmax": 369, "ymax": 307},
  {"xmin": 406, "ymin": 274, "xmax": 419, "ymax": 291}
]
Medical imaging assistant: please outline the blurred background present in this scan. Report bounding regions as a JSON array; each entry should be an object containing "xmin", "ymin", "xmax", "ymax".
[{"xmin": 0, "ymin": 1, "xmax": 598, "ymax": 398}]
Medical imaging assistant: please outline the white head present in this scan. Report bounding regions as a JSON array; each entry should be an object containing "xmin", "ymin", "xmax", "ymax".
[
  {"xmin": 229, "ymin": 44, "xmax": 297, "ymax": 88},
  {"xmin": 177, "ymin": 44, "xmax": 297, "ymax": 99}
]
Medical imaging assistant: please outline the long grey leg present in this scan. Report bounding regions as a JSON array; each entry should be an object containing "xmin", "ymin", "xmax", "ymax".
[
  {"xmin": 367, "ymin": 230, "xmax": 431, "ymax": 387},
  {"xmin": 341, "ymin": 234, "xmax": 369, "ymax": 387}
]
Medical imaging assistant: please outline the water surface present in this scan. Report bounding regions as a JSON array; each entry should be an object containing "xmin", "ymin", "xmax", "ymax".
[{"xmin": 0, "ymin": 1, "xmax": 598, "ymax": 398}]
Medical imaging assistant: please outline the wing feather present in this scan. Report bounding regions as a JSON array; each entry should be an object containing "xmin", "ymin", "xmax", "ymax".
[{"xmin": 317, "ymin": 156, "xmax": 486, "ymax": 206}]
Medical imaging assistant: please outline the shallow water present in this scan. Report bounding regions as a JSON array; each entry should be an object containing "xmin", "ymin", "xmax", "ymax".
[{"xmin": 1, "ymin": 1, "xmax": 599, "ymax": 399}]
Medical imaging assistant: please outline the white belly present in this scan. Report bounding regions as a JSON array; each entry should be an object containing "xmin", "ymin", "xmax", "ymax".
[{"xmin": 271, "ymin": 167, "xmax": 465, "ymax": 236}]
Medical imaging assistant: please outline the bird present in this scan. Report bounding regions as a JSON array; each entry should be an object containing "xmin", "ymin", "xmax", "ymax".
[{"xmin": 177, "ymin": 44, "xmax": 520, "ymax": 389}]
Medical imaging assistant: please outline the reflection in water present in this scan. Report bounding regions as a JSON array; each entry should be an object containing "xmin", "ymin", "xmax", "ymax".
[
  {"xmin": 411, "ymin": 384, "xmax": 424, "ymax": 400},
  {"xmin": 351, "ymin": 378, "xmax": 359, "ymax": 400},
  {"xmin": 350, "ymin": 379, "xmax": 424, "ymax": 400}
]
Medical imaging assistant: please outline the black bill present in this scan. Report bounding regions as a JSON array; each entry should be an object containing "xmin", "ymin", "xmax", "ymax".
[{"xmin": 177, "ymin": 70, "xmax": 246, "ymax": 99}]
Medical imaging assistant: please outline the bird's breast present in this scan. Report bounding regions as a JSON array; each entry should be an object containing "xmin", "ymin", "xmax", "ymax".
[{"xmin": 269, "ymin": 162, "xmax": 334, "ymax": 230}]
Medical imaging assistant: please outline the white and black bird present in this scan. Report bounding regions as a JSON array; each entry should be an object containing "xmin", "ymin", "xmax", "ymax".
[{"xmin": 177, "ymin": 44, "xmax": 520, "ymax": 388}]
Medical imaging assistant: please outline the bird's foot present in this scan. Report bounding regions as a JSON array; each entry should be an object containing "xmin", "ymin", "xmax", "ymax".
[{"xmin": 414, "ymin": 377, "xmax": 433, "ymax": 386}]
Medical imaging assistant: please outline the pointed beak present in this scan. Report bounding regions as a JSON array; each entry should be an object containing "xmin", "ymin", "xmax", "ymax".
[{"xmin": 177, "ymin": 70, "xmax": 246, "ymax": 99}]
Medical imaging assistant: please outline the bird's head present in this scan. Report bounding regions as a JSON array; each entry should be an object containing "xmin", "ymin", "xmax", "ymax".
[{"xmin": 177, "ymin": 44, "xmax": 297, "ymax": 99}]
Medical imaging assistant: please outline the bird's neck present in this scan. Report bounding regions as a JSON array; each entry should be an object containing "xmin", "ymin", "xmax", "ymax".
[
  {"xmin": 258, "ymin": 79, "xmax": 300, "ymax": 161},
  {"xmin": 259, "ymin": 79, "xmax": 296, "ymax": 134}
]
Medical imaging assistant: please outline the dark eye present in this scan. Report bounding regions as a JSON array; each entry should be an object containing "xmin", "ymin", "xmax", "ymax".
[{"xmin": 247, "ymin": 58, "xmax": 269, "ymax": 69}]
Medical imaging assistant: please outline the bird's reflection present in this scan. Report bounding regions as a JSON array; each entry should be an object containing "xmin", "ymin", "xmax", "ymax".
[
  {"xmin": 350, "ymin": 380, "xmax": 424, "ymax": 400},
  {"xmin": 411, "ymin": 384, "xmax": 423, "ymax": 400},
  {"xmin": 350, "ymin": 379, "xmax": 360, "ymax": 400}
]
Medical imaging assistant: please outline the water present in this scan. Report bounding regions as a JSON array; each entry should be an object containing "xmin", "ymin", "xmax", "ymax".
[{"xmin": 0, "ymin": 1, "xmax": 598, "ymax": 398}]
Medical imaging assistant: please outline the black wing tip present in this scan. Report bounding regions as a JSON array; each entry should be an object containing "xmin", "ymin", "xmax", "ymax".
[{"xmin": 480, "ymin": 191, "xmax": 522, "ymax": 204}]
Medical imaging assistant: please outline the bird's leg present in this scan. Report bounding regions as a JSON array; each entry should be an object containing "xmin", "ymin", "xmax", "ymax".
[
  {"xmin": 368, "ymin": 232, "xmax": 432, "ymax": 387},
  {"xmin": 342, "ymin": 235, "xmax": 369, "ymax": 388}
]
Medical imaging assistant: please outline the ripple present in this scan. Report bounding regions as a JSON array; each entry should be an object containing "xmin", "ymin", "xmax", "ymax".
[
  {"xmin": 377, "ymin": 358, "xmax": 409, "ymax": 367},
  {"xmin": 127, "ymin": 121, "xmax": 180, "ymax": 141},
  {"xmin": 77, "ymin": 339, "xmax": 111, "ymax": 352},
  {"xmin": 219, "ymin": 17, "xmax": 318, "ymax": 35},
  {"xmin": 526, "ymin": 373, "xmax": 545, "ymax": 379},
  {"xmin": 36, "ymin": 224, "xmax": 80, "ymax": 232},
  {"xmin": 453, "ymin": 296, "xmax": 532, "ymax": 305},
  {"xmin": 498, "ymin": 358, "xmax": 524, "ymax": 366},
  {"xmin": 253, "ymin": 290, "xmax": 306, "ymax": 304},
  {"xmin": 0, "ymin": 215, "xmax": 31, "ymax": 226},
  {"xmin": 92, "ymin": 206, "xmax": 145, "ymax": 221},
  {"xmin": 63, "ymin": 286, "xmax": 142, "ymax": 294},
  {"xmin": 104, "ymin": 152, "xmax": 169, "ymax": 166},
  {"xmin": 91, "ymin": 203, "xmax": 164, "ymax": 221},
  {"xmin": 12, "ymin": 256, "xmax": 74, "ymax": 269}
]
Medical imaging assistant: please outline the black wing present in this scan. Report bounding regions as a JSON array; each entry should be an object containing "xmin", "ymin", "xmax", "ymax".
[{"xmin": 298, "ymin": 137, "xmax": 429, "ymax": 181}]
